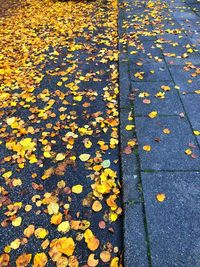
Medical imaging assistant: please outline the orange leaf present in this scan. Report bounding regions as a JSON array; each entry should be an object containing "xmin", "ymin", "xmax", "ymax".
[
  {"xmin": 0, "ymin": 254, "xmax": 10, "ymax": 266},
  {"xmin": 87, "ymin": 254, "xmax": 99, "ymax": 267},
  {"xmin": 51, "ymin": 213, "xmax": 63, "ymax": 225},
  {"xmin": 23, "ymin": 225, "xmax": 35, "ymax": 238},
  {"xmin": 100, "ymin": 251, "xmax": 111, "ymax": 263},
  {"xmin": 92, "ymin": 200, "xmax": 102, "ymax": 212},
  {"xmin": 16, "ymin": 253, "xmax": 32, "ymax": 267}
]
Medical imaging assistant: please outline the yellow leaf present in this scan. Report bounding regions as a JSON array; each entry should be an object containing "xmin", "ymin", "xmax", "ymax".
[
  {"xmin": 12, "ymin": 179, "xmax": 22, "ymax": 187},
  {"xmin": 163, "ymin": 128, "xmax": 171, "ymax": 134},
  {"xmin": 55, "ymin": 153, "xmax": 66, "ymax": 161},
  {"xmin": 20, "ymin": 138, "xmax": 35, "ymax": 150},
  {"xmin": 185, "ymin": 149, "xmax": 192, "ymax": 155},
  {"xmin": 156, "ymin": 193, "xmax": 166, "ymax": 202},
  {"xmin": 161, "ymin": 85, "xmax": 171, "ymax": 91},
  {"xmin": 79, "ymin": 154, "xmax": 90, "ymax": 162},
  {"xmin": 29, "ymin": 154, "xmax": 38, "ymax": 164},
  {"xmin": 138, "ymin": 92, "xmax": 149, "ymax": 98},
  {"xmin": 47, "ymin": 202, "xmax": 59, "ymax": 215},
  {"xmin": 12, "ymin": 217, "xmax": 22, "ymax": 227},
  {"xmin": 74, "ymin": 95, "xmax": 82, "ymax": 101},
  {"xmin": 6, "ymin": 117, "xmax": 16, "ymax": 125},
  {"xmin": 33, "ymin": 253, "xmax": 48, "ymax": 267},
  {"xmin": 110, "ymin": 257, "xmax": 119, "ymax": 267},
  {"xmin": 57, "ymin": 221, "xmax": 70, "ymax": 233},
  {"xmin": 125, "ymin": 125, "xmax": 135, "ymax": 131},
  {"xmin": 148, "ymin": 111, "xmax": 158, "ymax": 118},
  {"xmin": 143, "ymin": 145, "xmax": 151, "ymax": 151},
  {"xmin": 35, "ymin": 228, "xmax": 48, "ymax": 239},
  {"xmin": 10, "ymin": 239, "xmax": 21, "ymax": 250},
  {"xmin": 43, "ymin": 151, "xmax": 52, "ymax": 158},
  {"xmin": 72, "ymin": 185, "xmax": 83, "ymax": 194},
  {"xmin": 2, "ymin": 171, "xmax": 12, "ymax": 179},
  {"xmin": 25, "ymin": 204, "xmax": 32, "ymax": 212},
  {"xmin": 193, "ymin": 130, "xmax": 200, "ymax": 136},
  {"xmin": 57, "ymin": 81, "xmax": 62, "ymax": 86},
  {"xmin": 109, "ymin": 212, "xmax": 118, "ymax": 222},
  {"xmin": 147, "ymin": 1, "xmax": 155, "ymax": 8},
  {"xmin": 53, "ymin": 237, "xmax": 75, "ymax": 256}
]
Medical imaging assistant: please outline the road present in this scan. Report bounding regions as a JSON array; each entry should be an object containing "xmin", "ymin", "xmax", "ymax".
[{"xmin": 0, "ymin": 0, "xmax": 123, "ymax": 266}]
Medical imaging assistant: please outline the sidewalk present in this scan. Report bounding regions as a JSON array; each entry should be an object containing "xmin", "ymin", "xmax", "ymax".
[{"xmin": 119, "ymin": 0, "xmax": 200, "ymax": 266}]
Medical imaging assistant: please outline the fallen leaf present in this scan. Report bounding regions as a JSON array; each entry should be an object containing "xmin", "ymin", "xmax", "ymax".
[
  {"xmin": 55, "ymin": 153, "xmax": 66, "ymax": 161},
  {"xmin": 16, "ymin": 254, "xmax": 32, "ymax": 267},
  {"xmin": 33, "ymin": 253, "xmax": 48, "ymax": 267},
  {"xmin": 156, "ymin": 193, "xmax": 166, "ymax": 202},
  {"xmin": 92, "ymin": 200, "xmax": 102, "ymax": 212},
  {"xmin": 72, "ymin": 185, "xmax": 83, "ymax": 194},
  {"xmin": 57, "ymin": 221, "xmax": 70, "ymax": 233},
  {"xmin": 12, "ymin": 217, "xmax": 22, "ymax": 227},
  {"xmin": 143, "ymin": 145, "xmax": 151, "ymax": 151},
  {"xmin": 87, "ymin": 254, "xmax": 99, "ymax": 267},
  {"xmin": 148, "ymin": 111, "xmax": 158, "ymax": 118},
  {"xmin": 100, "ymin": 251, "xmax": 111, "ymax": 263},
  {"xmin": 101, "ymin": 159, "xmax": 111, "ymax": 168},
  {"xmin": 79, "ymin": 154, "xmax": 91, "ymax": 162},
  {"xmin": 24, "ymin": 225, "xmax": 35, "ymax": 238},
  {"xmin": 0, "ymin": 254, "xmax": 10, "ymax": 266},
  {"xmin": 35, "ymin": 228, "xmax": 48, "ymax": 239},
  {"xmin": 51, "ymin": 213, "xmax": 63, "ymax": 225}
]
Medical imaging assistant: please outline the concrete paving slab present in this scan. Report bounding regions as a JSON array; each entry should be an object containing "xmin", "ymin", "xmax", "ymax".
[
  {"xmin": 135, "ymin": 116, "xmax": 200, "ymax": 170},
  {"xmin": 169, "ymin": 65, "xmax": 200, "ymax": 93},
  {"xmin": 181, "ymin": 93, "xmax": 200, "ymax": 146},
  {"xmin": 142, "ymin": 171, "xmax": 200, "ymax": 267},
  {"xmin": 124, "ymin": 203, "xmax": 149, "ymax": 267},
  {"xmin": 130, "ymin": 61, "xmax": 171, "ymax": 82},
  {"xmin": 132, "ymin": 81, "xmax": 183, "ymax": 115}
]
